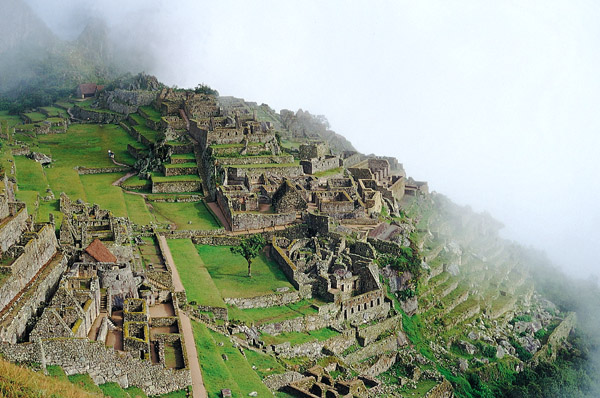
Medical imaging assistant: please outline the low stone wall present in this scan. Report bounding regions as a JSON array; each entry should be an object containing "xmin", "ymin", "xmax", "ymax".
[
  {"xmin": 168, "ymin": 143, "xmax": 195, "ymax": 155},
  {"xmin": 259, "ymin": 312, "xmax": 331, "ymax": 336},
  {"xmin": 71, "ymin": 106, "xmax": 126, "ymax": 124},
  {"xmin": 151, "ymin": 180, "xmax": 202, "ymax": 194},
  {"xmin": 358, "ymin": 353, "xmax": 397, "ymax": 378},
  {"xmin": 356, "ymin": 315, "xmax": 401, "ymax": 346},
  {"xmin": 227, "ymin": 165, "xmax": 304, "ymax": 180},
  {"xmin": 263, "ymin": 371, "xmax": 304, "ymax": 391},
  {"xmin": 230, "ymin": 212, "xmax": 297, "ymax": 232},
  {"xmin": 159, "ymin": 229, "xmax": 228, "ymax": 240},
  {"xmin": 224, "ymin": 289, "xmax": 306, "ymax": 310},
  {"xmin": 367, "ymin": 237, "xmax": 403, "ymax": 256},
  {"xmin": 271, "ymin": 333, "xmax": 355, "ymax": 360},
  {"xmin": 344, "ymin": 334, "xmax": 399, "ymax": 364},
  {"xmin": 161, "ymin": 165, "xmax": 198, "ymax": 177},
  {"xmin": 0, "ymin": 338, "xmax": 191, "ymax": 395},
  {"xmin": 217, "ymin": 155, "xmax": 294, "ymax": 166},
  {"xmin": 77, "ymin": 167, "xmax": 132, "ymax": 175},
  {"xmin": 425, "ymin": 380, "xmax": 454, "ymax": 398},
  {"xmin": 127, "ymin": 144, "xmax": 148, "ymax": 160}
]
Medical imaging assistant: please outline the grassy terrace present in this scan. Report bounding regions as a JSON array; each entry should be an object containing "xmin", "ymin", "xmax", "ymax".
[
  {"xmin": 171, "ymin": 153, "xmax": 196, "ymax": 161},
  {"xmin": 313, "ymin": 167, "xmax": 343, "ymax": 178},
  {"xmin": 192, "ymin": 321, "xmax": 272, "ymax": 398},
  {"xmin": 132, "ymin": 123, "xmax": 160, "ymax": 142},
  {"xmin": 151, "ymin": 173, "xmax": 201, "ymax": 182},
  {"xmin": 228, "ymin": 299, "xmax": 318, "ymax": 325},
  {"xmin": 152, "ymin": 201, "xmax": 221, "ymax": 230},
  {"xmin": 41, "ymin": 106, "xmax": 68, "ymax": 118},
  {"xmin": 232, "ymin": 161, "xmax": 300, "ymax": 169},
  {"xmin": 260, "ymin": 327, "xmax": 340, "ymax": 346},
  {"xmin": 23, "ymin": 111, "xmax": 46, "ymax": 123},
  {"xmin": 164, "ymin": 162, "xmax": 198, "ymax": 168},
  {"xmin": 168, "ymin": 239, "xmax": 225, "ymax": 308},
  {"xmin": 210, "ymin": 143, "xmax": 262, "ymax": 149},
  {"xmin": 139, "ymin": 106, "xmax": 162, "ymax": 122},
  {"xmin": 196, "ymin": 245, "xmax": 294, "ymax": 299}
]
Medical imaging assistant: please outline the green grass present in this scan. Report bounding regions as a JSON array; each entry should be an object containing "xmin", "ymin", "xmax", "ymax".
[
  {"xmin": 41, "ymin": 106, "xmax": 67, "ymax": 118},
  {"xmin": 46, "ymin": 365, "xmax": 68, "ymax": 381},
  {"xmin": 99, "ymin": 382, "xmax": 130, "ymax": 398},
  {"xmin": 139, "ymin": 106, "xmax": 162, "ymax": 122},
  {"xmin": 243, "ymin": 348, "xmax": 285, "ymax": 378},
  {"xmin": 23, "ymin": 111, "xmax": 46, "ymax": 123},
  {"xmin": 45, "ymin": 166, "xmax": 87, "ymax": 202},
  {"xmin": 192, "ymin": 321, "xmax": 271, "ymax": 398},
  {"xmin": 132, "ymin": 124, "xmax": 160, "ymax": 143},
  {"xmin": 123, "ymin": 193, "xmax": 154, "ymax": 225},
  {"xmin": 37, "ymin": 123, "xmax": 138, "ymax": 169},
  {"xmin": 123, "ymin": 386, "xmax": 148, "ymax": 398},
  {"xmin": 260, "ymin": 327, "xmax": 340, "ymax": 346},
  {"xmin": 14, "ymin": 156, "xmax": 49, "ymax": 194},
  {"xmin": 170, "ymin": 154, "xmax": 196, "ymax": 161},
  {"xmin": 196, "ymin": 245, "xmax": 294, "ymax": 298},
  {"xmin": 37, "ymin": 199, "xmax": 63, "ymax": 231},
  {"xmin": 152, "ymin": 201, "xmax": 220, "ymax": 230},
  {"xmin": 313, "ymin": 167, "xmax": 343, "ymax": 178},
  {"xmin": 15, "ymin": 190, "xmax": 38, "ymax": 213},
  {"xmin": 79, "ymin": 173, "xmax": 128, "ymax": 217},
  {"xmin": 67, "ymin": 373, "xmax": 103, "ymax": 394},
  {"xmin": 167, "ymin": 239, "xmax": 225, "ymax": 308},
  {"xmin": 121, "ymin": 175, "xmax": 151, "ymax": 189},
  {"xmin": 228, "ymin": 299, "xmax": 318, "ymax": 325},
  {"xmin": 164, "ymin": 162, "xmax": 197, "ymax": 169},
  {"xmin": 154, "ymin": 389, "xmax": 189, "ymax": 398},
  {"xmin": 151, "ymin": 173, "xmax": 201, "ymax": 182}
]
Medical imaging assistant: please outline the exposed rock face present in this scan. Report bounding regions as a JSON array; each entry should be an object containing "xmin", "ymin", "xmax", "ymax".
[
  {"xmin": 27, "ymin": 152, "xmax": 51, "ymax": 165},
  {"xmin": 103, "ymin": 89, "xmax": 157, "ymax": 114}
]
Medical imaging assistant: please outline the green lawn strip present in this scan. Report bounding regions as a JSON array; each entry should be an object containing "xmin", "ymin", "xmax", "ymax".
[
  {"xmin": 243, "ymin": 348, "xmax": 285, "ymax": 378},
  {"xmin": 79, "ymin": 173, "xmax": 128, "ymax": 217},
  {"xmin": 196, "ymin": 245, "xmax": 294, "ymax": 298},
  {"xmin": 150, "ymin": 173, "xmax": 201, "ymax": 182},
  {"xmin": 260, "ymin": 327, "xmax": 340, "ymax": 346},
  {"xmin": 99, "ymin": 382, "xmax": 130, "ymax": 398},
  {"xmin": 37, "ymin": 123, "xmax": 137, "ymax": 169},
  {"xmin": 139, "ymin": 106, "xmax": 162, "ymax": 122},
  {"xmin": 123, "ymin": 386, "xmax": 148, "ymax": 398},
  {"xmin": 15, "ymin": 190, "xmax": 38, "ymax": 213},
  {"xmin": 128, "ymin": 113, "xmax": 146, "ymax": 126},
  {"xmin": 164, "ymin": 162, "xmax": 198, "ymax": 169},
  {"xmin": 123, "ymin": 193, "xmax": 154, "ymax": 225},
  {"xmin": 229, "ymin": 299, "xmax": 318, "ymax": 325},
  {"xmin": 67, "ymin": 373, "xmax": 103, "ymax": 394},
  {"xmin": 167, "ymin": 239, "xmax": 225, "ymax": 308},
  {"xmin": 37, "ymin": 199, "xmax": 63, "ymax": 231},
  {"xmin": 46, "ymin": 365, "xmax": 68, "ymax": 381},
  {"xmin": 40, "ymin": 106, "xmax": 67, "ymax": 118},
  {"xmin": 23, "ymin": 112, "xmax": 46, "ymax": 123},
  {"xmin": 14, "ymin": 156, "xmax": 49, "ymax": 194},
  {"xmin": 191, "ymin": 321, "xmax": 241, "ymax": 398},
  {"xmin": 132, "ymin": 124, "xmax": 160, "ymax": 142},
  {"xmin": 170, "ymin": 154, "xmax": 196, "ymax": 160},
  {"xmin": 45, "ymin": 167, "xmax": 88, "ymax": 202},
  {"xmin": 152, "ymin": 201, "xmax": 220, "ymax": 230},
  {"xmin": 154, "ymin": 389, "xmax": 189, "ymax": 398},
  {"xmin": 208, "ymin": 328, "xmax": 273, "ymax": 396},
  {"xmin": 122, "ymin": 175, "xmax": 151, "ymax": 189},
  {"xmin": 313, "ymin": 167, "xmax": 343, "ymax": 178}
]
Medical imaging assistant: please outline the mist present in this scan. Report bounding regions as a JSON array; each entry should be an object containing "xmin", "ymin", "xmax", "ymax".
[{"xmin": 22, "ymin": 0, "xmax": 600, "ymax": 279}]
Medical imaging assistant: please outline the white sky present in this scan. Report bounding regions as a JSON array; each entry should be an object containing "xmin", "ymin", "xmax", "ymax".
[{"xmin": 27, "ymin": 0, "xmax": 600, "ymax": 278}]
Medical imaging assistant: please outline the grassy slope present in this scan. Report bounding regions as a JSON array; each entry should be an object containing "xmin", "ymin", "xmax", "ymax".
[
  {"xmin": 0, "ymin": 360, "xmax": 101, "ymax": 398},
  {"xmin": 167, "ymin": 239, "xmax": 225, "ymax": 308},
  {"xmin": 196, "ymin": 245, "xmax": 294, "ymax": 298},
  {"xmin": 152, "ymin": 201, "xmax": 221, "ymax": 230}
]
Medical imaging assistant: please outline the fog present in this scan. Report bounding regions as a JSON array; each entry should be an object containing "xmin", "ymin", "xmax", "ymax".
[{"xmin": 24, "ymin": 0, "xmax": 600, "ymax": 279}]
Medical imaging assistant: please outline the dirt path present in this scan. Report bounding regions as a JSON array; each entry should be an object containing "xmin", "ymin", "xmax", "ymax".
[
  {"xmin": 205, "ymin": 202, "xmax": 231, "ymax": 231},
  {"xmin": 112, "ymin": 172, "xmax": 136, "ymax": 187},
  {"xmin": 157, "ymin": 235, "xmax": 206, "ymax": 398}
]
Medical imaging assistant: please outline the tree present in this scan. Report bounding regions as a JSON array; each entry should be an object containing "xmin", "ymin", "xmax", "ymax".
[{"xmin": 230, "ymin": 234, "xmax": 266, "ymax": 278}]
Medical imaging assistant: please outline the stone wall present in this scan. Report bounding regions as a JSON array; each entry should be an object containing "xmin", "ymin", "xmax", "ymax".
[
  {"xmin": 161, "ymin": 165, "xmax": 198, "ymax": 177},
  {"xmin": 356, "ymin": 315, "xmax": 401, "ymax": 347},
  {"xmin": 425, "ymin": 380, "xmax": 454, "ymax": 398},
  {"xmin": 0, "ymin": 206, "xmax": 28, "ymax": 252},
  {"xmin": 71, "ymin": 106, "xmax": 126, "ymax": 124},
  {"xmin": 263, "ymin": 371, "xmax": 304, "ymax": 391},
  {"xmin": 0, "ymin": 338, "xmax": 191, "ymax": 396},
  {"xmin": 151, "ymin": 180, "xmax": 202, "ymax": 194},
  {"xmin": 224, "ymin": 289, "xmax": 309, "ymax": 310},
  {"xmin": 217, "ymin": 155, "xmax": 294, "ymax": 166},
  {"xmin": 77, "ymin": 167, "xmax": 132, "ymax": 175},
  {"xmin": 343, "ymin": 333, "xmax": 400, "ymax": 364},
  {"xmin": 230, "ymin": 211, "xmax": 297, "ymax": 232},
  {"xmin": 0, "ymin": 224, "xmax": 58, "ymax": 312},
  {"xmin": 104, "ymin": 89, "xmax": 157, "ymax": 115},
  {"xmin": 300, "ymin": 156, "xmax": 341, "ymax": 175},
  {"xmin": 0, "ymin": 255, "xmax": 67, "ymax": 343}
]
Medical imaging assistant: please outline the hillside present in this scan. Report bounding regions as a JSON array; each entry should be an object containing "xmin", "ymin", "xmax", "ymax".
[{"xmin": 0, "ymin": 74, "xmax": 596, "ymax": 398}]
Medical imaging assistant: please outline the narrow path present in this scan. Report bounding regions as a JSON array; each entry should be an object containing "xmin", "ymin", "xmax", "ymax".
[
  {"xmin": 111, "ymin": 157, "xmax": 131, "ymax": 168},
  {"xmin": 112, "ymin": 172, "xmax": 136, "ymax": 187},
  {"xmin": 205, "ymin": 202, "xmax": 231, "ymax": 231},
  {"xmin": 157, "ymin": 235, "xmax": 207, "ymax": 398}
]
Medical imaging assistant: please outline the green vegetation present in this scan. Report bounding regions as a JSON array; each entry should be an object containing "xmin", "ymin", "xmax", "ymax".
[
  {"xmin": 168, "ymin": 239, "xmax": 225, "ymax": 308},
  {"xmin": 123, "ymin": 386, "xmax": 148, "ymax": 398},
  {"xmin": 313, "ymin": 167, "xmax": 343, "ymax": 178},
  {"xmin": 79, "ymin": 173, "xmax": 128, "ymax": 217},
  {"xmin": 23, "ymin": 112, "xmax": 46, "ymax": 123},
  {"xmin": 67, "ymin": 373, "xmax": 103, "ymax": 394},
  {"xmin": 229, "ymin": 234, "xmax": 266, "ymax": 278},
  {"xmin": 138, "ymin": 106, "xmax": 162, "ymax": 122},
  {"xmin": 99, "ymin": 382, "xmax": 130, "ymax": 398},
  {"xmin": 151, "ymin": 201, "xmax": 221, "ymax": 230},
  {"xmin": 197, "ymin": 244, "xmax": 293, "ymax": 298},
  {"xmin": 228, "ymin": 299, "xmax": 317, "ymax": 325},
  {"xmin": 14, "ymin": 156, "xmax": 49, "ymax": 194},
  {"xmin": 260, "ymin": 327, "xmax": 340, "ymax": 346},
  {"xmin": 123, "ymin": 193, "xmax": 153, "ymax": 225},
  {"xmin": 192, "ymin": 321, "xmax": 270, "ymax": 398}
]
